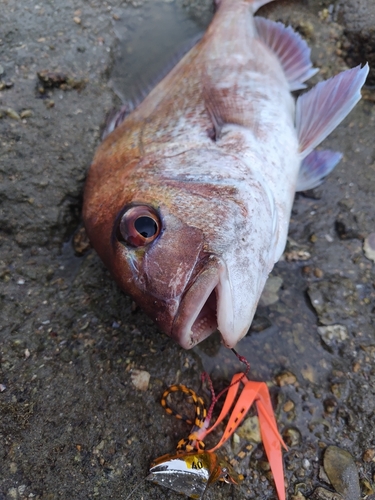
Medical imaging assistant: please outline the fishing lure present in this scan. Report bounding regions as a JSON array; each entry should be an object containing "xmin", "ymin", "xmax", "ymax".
[
  {"xmin": 148, "ymin": 356, "xmax": 287, "ymax": 499},
  {"xmin": 147, "ymin": 450, "xmax": 241, "ymax": 499}
]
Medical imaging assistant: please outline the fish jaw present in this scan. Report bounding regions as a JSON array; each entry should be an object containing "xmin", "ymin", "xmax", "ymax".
[{"xmin": 171, "ymin": 256, "xmax": 235, "ymax": 349}]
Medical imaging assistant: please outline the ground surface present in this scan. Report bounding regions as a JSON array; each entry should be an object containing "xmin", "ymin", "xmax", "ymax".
[{"xmin": 1, "ymin": 0, "xmax": 374, "ymax": 499}]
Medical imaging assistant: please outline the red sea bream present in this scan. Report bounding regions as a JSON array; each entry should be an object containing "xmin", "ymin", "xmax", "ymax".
[{"xmin": 83, "ymin": 0, "xmax": 369, "ymax": 349}]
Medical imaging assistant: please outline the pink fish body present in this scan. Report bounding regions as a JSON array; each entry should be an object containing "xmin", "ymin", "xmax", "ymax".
[{"xmin": 83, "ymin": 0, "xmax": 368, "ymax": 349}]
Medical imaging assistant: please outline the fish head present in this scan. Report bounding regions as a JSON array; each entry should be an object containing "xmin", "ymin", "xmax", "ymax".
[{"xmin": 83, "ymin": 147, "xmax": 275, "ymax": 349}]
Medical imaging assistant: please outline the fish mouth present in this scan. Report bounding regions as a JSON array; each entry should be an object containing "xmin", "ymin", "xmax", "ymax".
[{"xmin": 171, "ymin": 256, "xmax": 234, "ymax": 349}]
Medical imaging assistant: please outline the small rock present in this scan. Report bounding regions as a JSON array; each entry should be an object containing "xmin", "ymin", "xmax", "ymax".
[
  {"xmin": 73, "ymin": 227, "xmax": 91, "ymax": 255},
  {"xmin": 310, "ymin": 486, "xmax": 343, "ymax": 500},
  {"xmin": 259, "ymin": 276, "xmax": 283, "ymax": 306},
  {"xmin": 6, "ymin": 108, "xmax": 20, "ymax": 120},
  {"xmin": 324, "ymin": 397, "xmax": 338, "ymax": 413},
  {"xmin": 284, "ymin": 249, "xmax": 311, "ymax": 261},
  {"xmin": 314, "ymin": 267, "xmax": 324, "ymax": 278},
  {"xmin": 363, "ymin": 233, "xmax": 375, "ymax": 262},
  {"xmin": 338, "ymin": 198, "xmax": 355, "ymax": 210},
  {"xmin": 131, "ymin": 369, "xmax": 150, "ymax": 391},
  {"xmin": 275, "ymin": 371, "xmax": 297, "ymax": 387},
  {"xmin": 324, "ymin": 445, "xmax": 361, "ymax": 500},
  {"xmin": 236, "ymin": 416, "xmax": 261, "ymax": 443},
  {"xmin": 0, "ymin": 81, "xmax": 14, "ymax": 90},
  {"xmin": 307, "ymin": 279, "xmax": 357, "ymax": 325},
  {"xmin": 283, "ymin": 400, "xmax": 295, "ymax": 412},
  {"xmin": 334, "ymin": 212, "xmax": 361, "ymax": 240},
  {"xmin": 291, "ymin": 492, "xmax": 306, "ymax": 500},
  {"xmin": 232, "ymin": 432, "xmax": 240, "ymax": 445},
  {"xmin": 282, "ymin": 427, "xmax": 301, "ymax": 447},
  {"xmin": 20, "ymin": 109, "xmax": 32, "ymax": 119},
  {"xmin": 317, "ymin": 325, "xmax": 349, "ymax": 347},
  {"xmin": 7, "ymin": 487, "xmax": 18, "ymax": 499},
  {"xmin": 302, "ymin": 459, "xmax": 311, "ymax": 470},
  {"xmin": 363, "ymin": 448, "xmax": 375, "ymax": 462},
  {"xmin": 0, "ymin": 384, "xmax": 6, "ymax": 392}
]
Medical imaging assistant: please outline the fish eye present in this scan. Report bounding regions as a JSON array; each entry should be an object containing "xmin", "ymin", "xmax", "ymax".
[{"xmin": 117, "ymin": 205, "xmax": 161, "ymax": 247}]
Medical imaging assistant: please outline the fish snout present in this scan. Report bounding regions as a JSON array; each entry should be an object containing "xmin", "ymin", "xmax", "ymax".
[{"xmin": 171, "ymin": 256, "xmax": 236, "ymax": 349}]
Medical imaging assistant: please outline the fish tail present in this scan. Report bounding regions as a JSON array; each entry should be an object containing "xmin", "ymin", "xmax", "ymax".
[{"xmin": 216, "ymin": 0, "xmax": 276, "ymax": 13}]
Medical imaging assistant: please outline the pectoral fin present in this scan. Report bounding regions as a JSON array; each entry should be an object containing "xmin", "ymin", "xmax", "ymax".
[{"xmin": 296, "ymin": 64, "xmax": 369, "ymax": 158}]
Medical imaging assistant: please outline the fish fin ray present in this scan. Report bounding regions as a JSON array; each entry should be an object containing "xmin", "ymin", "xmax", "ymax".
[
  {"xmin": 102, "ymin": 103, "xmax": 135, "ymax": 139},
  {"xmin": 297, "ymin": 64, "xmax": 369, "ymax": 158},
  {"xmin": 203, "ymin": 76, "xmax": 252, "ymax": 138},
  {"xmin": 204, "ymin": 87, "xmax": 225, "ymax": 139},
  {"xmin": 255, "ymin": 17, "xmax": 318, "ymax": 90},
  {"xmin": 296, "ymin": 149, "xmax": 342, "ymax": 191},
  {"xmin": 103, "ymin": 32, "xmax": 203, "ymax": 137}
]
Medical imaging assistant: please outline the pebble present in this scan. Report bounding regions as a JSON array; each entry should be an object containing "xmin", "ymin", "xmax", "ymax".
[
  {"xmin": 236, "ymin": 416, "xmax": 261, "ymax": 443},
  {"xmin": 6, "ymin": 108, "xmax": 20, "ymax": 120},
  {"xmin": 363, "ymin": 233, "xmax": 375, "ymax": 262},
  {"xmin": 284, "ymin": 249, "xmax": 311, "ymax": 261},
  {"xmin": 317, "ymin": 324, "xmax": 349, "ymax": 347},
  {"xmin": 73, "ymin": 227, "xmax": 91, "ymax": 255},
  {"xmin": 310, "ymin": 486, "xmax": 342, "ymax": 499},
  {"xmin": 283, "ymin": 400, "xmax": 295, "ymax": 412},
  {"xmin": 7, "ymin": 488, "xmax": 18, "ymax": 500},
  {"xmin": 314, "ymin": 267, "xmax": 324, "ymax": 278},
  {"xmin": 291, "ymin": 493, "xmax": 306, "ymax": 500},
  {"xmin": 275, "ymin": 371, "xmax": 297, "ymax": 387},
  {"xmin": 282, "ymin": 427, "xmax": 301, "ymax": 447},
  {"xmin": 20, "ymin": 109, "xmax": 33, "ymax": 118},
  {"xmin": 324, "ymin": 445, "xmax": 361, "ymax": 500},
  {"xmin": 363, "ymin": 448, "xmax": 375, "ymax": 462},
  {"xmin": 259, "ymin": 276, "xmax": 283, "ymax": 306},
  {"xmin": 131, "ymin": 369, "xmax": 150, "ymax": 391}
]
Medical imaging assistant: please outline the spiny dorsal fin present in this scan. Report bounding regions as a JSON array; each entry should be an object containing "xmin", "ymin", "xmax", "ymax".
[
  {"xmin": 255, "ymin": 17, "xmax": 318, "ymax": 91},
  {"xmin": 296, "ymin": 64, "xmax": 369, "ymax": 158}
]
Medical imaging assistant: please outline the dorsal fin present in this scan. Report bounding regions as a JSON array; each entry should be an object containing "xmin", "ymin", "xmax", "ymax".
[
  {"xmin": 296, "ymin": 64, "xmax": 369, "ymax": 158},
  {"xmin": 255, "ymin": 17, "xmax": 318, "ymax": 90}
]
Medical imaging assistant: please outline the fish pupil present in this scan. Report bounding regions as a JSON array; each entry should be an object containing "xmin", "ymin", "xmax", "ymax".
[{"xmin": 135, "ymin": 216, "xmax": 157, "ymax": 238}]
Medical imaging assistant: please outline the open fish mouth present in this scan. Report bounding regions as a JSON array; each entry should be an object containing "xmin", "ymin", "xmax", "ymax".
[{"xmin": 171, "ymin": 256, "xmax": 234, "ymax": 349}]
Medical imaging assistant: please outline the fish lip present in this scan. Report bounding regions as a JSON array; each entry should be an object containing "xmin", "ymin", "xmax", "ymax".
[{"xmin": 171, "ymin": 256, "xmax": 234, "ymax": 349}]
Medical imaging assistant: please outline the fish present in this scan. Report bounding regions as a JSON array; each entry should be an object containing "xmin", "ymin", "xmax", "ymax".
[{"xmin": 83, "ymin": 0, "xmax": 369, "ymax": 349}]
